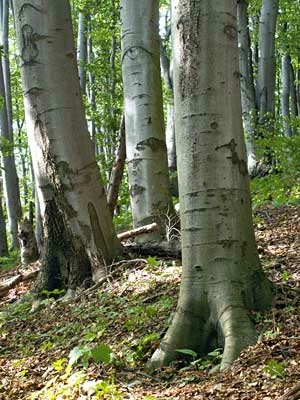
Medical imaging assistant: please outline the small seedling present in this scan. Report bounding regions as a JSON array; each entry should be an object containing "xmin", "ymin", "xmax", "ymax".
[{"xmin": 264, "ymin": 359, "xmax": 285, "ymax": 378}]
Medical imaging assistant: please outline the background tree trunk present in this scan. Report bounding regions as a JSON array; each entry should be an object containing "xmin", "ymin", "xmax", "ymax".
[
  {"xmin": 0, "ymin": 176, "xmax": 8, "ymax": 256},
  {"xmin": 107, "ymin": 115, "xmax": 126, "ymax": 216},
  {"xmin": 77, "ymin": 11, "xmax": 87, "ymax": 94},
  {"xmin": 237, "ymin": 0, "xmax": 257, "ymax": 174},
  {"xmin": 0, "ymin": 1, "xmax": 22, "ymax": 249},
  {"xmin": 0, "ymin": 53, "xmax": 21, "ymax": 249},
  {"xmin": 150, "ymin": 0, "xmax": 272, "ymax": 371},
  {"xmin": 120, "ymin": 0, "xmax": 173, "ymax": 242},
  {"xmin": 256, "ymin": 0, "xmax": 279, "ymax": 126},
  {"xmin": 281, "ymin": 54, "xmax": 292, "ymax": 137},
  {"xmin": 12, "ymin": 0, "xmax": 121, "ymax": 291}
]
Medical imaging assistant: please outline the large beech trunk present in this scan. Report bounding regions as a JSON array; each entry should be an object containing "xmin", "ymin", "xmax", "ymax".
[
  {"xmin": 150, "ymin": 0, "xmax": 272, "ymax": 371},
  {"xmin": 12, "ymin": 0, "xmax": 121, "ymax": 292},
  {"xmin": 120, "ymin": 0, "xmax": 173, "ymax": 242}
]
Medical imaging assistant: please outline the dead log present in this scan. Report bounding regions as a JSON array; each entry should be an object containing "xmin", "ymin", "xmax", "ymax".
[
  {"xmin": 0, "ymin": 269, "xmax": 39, "ymax": 298},
  {"xmin": 117, "ymin": 222, "xmax": 160, "ymax": 241},
  {"xmin": 125, "ymin": 239, "xmax": 181, "ymax": 258}
]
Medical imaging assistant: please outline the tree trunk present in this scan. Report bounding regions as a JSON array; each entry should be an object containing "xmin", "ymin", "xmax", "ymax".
[
  {"xmin": 77, "ymin": 11, "xmax": 87, "ymax": 94},
  {"xmin": 237, "ymin": 0, "xmax": 257, "ymax": 174},
  {"xmin": 0, "ymin": 176, "xmax": 8, "ymax": 257},
  {"xmin": 0, "ymin": 1, "xmax": 22, "ymax": 249},
  {"xmin": 107, "ymin": 115, "xmax": 126, "ymax": 216},
  {"xmin": 87, "ymin": 19, "xmax": 97, "ymax": 146},
  {"xmin": 289, "ymin": 60, "xmax": 298, "ymax": 136},
  {"xmin": 256, "ymin": 0, "xmax": 279, "ymax": 125},
  {"xmin": 0, "ymin": 52, "xmax": 21, "ymax": 249},
  {"xmin": 281, "ymin": 55, "xmax": 292, "ymax": 137},
  {"xmin": 120, "ymin": 0, "xmax": 173, "ymax": 242},
  {"xmin": 150, "ymin": 0, "xmax": 272, "ymax": 371},
  {"xmin": 12, "ymin": 0, "xmax": 122, "ymax": 291},
  {"xmin": 160, "ymin": 39, "xmax": 177, "ymax": 172},
  {"xmin": 18, "ymin": 218, "xmax": 39, "ymax": 265}
]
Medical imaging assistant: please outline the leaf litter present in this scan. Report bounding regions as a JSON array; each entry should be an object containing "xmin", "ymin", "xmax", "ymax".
[{"xmin": 0, "ymin": 205, "xmax": 299, "ymax": 399}]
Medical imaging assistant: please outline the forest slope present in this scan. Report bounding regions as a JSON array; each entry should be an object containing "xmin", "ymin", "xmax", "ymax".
[{"xmin": 0, "ymin": 205, "xmax": 299, "ymax": 399}]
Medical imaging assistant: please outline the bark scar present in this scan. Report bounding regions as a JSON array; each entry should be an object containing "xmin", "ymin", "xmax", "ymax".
[{"xmin": 215, "ymin": 139, "xmax": 247, "ymax": 175}]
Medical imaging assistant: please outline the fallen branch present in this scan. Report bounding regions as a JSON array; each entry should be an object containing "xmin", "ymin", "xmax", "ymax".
[
  {"xmin": 0, "ymin": 269, "xmax": 39, "ymax": 298},
  {"xmin": 279, "ymin": 383, "xmax": 300, "ymax": 400},
  {"xmin": 117, "ymin": 223, "xmax": 160, "ymax": 241},
  {"xmin": 125, "ymin": 239, "xmax": 181, "ymax": 258}
]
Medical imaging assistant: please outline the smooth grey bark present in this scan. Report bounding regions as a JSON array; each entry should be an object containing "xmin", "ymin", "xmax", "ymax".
[
  {"xmin": 87, "ymin": 19, "xmax": 97, "ymax": 145},
  {"xmin": 77, "ymin": 11, "xmax": 87, "ymax": 94},
  {"xmin": 160, "ymin": 40, "xmax": 176, "ymax": 172},
  {"xmin": 12, "ymin": 0, "xmax": 122, "ymax": 291},
  {"xmin": 281, "ymin": 55, "xmax": 292, "ymax": 137},
  {"xmin": 0, "ymin": 53, "xmax": 21, "ymax": 249},
  {"xmin": 289, "ymin": 61, "xmax": 298, "ymax": 117},
  {"xmin": 150, "ymin": 0, "xmax": 272, "ymax": 371},
  {"xmin": 0, "ymin": 176, "xmax": 8, "ymax": 256},
  {"xmin": 107, "ymin": 115, "xmax": 126, "ymax": 216},
  {"xmin": 256, "ymin": 0, "xmax": 279, "ymax": 124},
  {"xmin": 237, "ymin": 0, "xmax": 257, "ymax": 174},
  {"xmin": 0, "ymin": 1, "xmax": 22, "ymax": 248},
  {"xmin": 297, "ymin": 62, "xmax": 300, "ymax": 115},
  {"xmin": 121, "ymin": 0, "xmax": 173, "ymax": 242}
]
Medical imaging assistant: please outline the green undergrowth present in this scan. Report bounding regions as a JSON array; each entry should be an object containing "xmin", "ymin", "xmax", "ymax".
[
  {"xmin": 0, "ymin": 260, "xmax": 180, "ymax": 399},
  {"xmin": 0, "ymin": 249, "xmax": 20, "ymax": 271},
  {"xmin": 251, "ymin": 135, "xmax": 300, "ymax": 208}
]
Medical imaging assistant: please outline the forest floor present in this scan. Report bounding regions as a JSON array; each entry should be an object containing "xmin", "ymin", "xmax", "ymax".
[{"xmin": 0, "ymin": 205, "xmax": 299, "ymax": 399}]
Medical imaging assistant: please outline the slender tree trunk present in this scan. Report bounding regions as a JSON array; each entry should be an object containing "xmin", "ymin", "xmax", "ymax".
[
  {"xmin": 289, "ymin": 60, "xmax": 298, "ymax": 136},
  {"xmin": 256, "ymin": 0, "xmax": 279, "ymax": 126},
  {"xmin": 121, "ymin": 0, "xmax": 173, "ymax": 242},
  {"xmin": 237, "ymin": 0, "xmax": 257, "ymax": 174},
  {"xmin": 296, "ymin": 61, "xmax": 300, "ymax": 114},
  {"xmin": 87, "ymin": 19, "xmax": 97, "ymax": 145},
  {"xmin": 160, "ymin": 39, "xmax": 176, "ymax": 172},
  {"xmin": 12, "ymin": 0, "xmax": 121, "ymax": 292},
  {"xmin": 107, "ymin": 115, "xmax": 126, "ymax": 216},
  {"xmin": 0, "ymin": 176, "xmax": 8, "ymax": 256},
  {"xmin": 77, "ymin": 11, "xmax": 87, "ymax": 94},
  {"xmin": 150, "ymin": 0, "xmax": 272, "ymax": 371},
  {"xmin": 281, "ymin": 55, "xmax": 292, "ymax": 137},
  {"xmin": 0, "ymin": 1, "xmax": 22, "ymax": 248},
  {"xmin": 289, "ymin": 61, "xmax": 298, "ymax": 117},
  {"xmin": 0, "ymin": 53, "xmax": 21, "ymax": 249}
]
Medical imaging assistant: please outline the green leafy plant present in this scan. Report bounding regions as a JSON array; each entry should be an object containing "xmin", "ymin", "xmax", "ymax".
[
  {"xmin": 68, "ymin": 344, "xmax": 114, "ymax": 367},
  {"xmin": 41, "ymin": 288, "xmax": 65, "ymax": 298},
  {"xmin": 281, "ymin": 270, "xmax": 290, "ymax": 282},
  {"xmin": 146, "ymin": 256, "xmax": 159, "ymax": 266},
  {"xmin": 176, "ymin": 348, "xmax": 223, "ymax": 372},
  {"xmin": 264, "ymin": 359, "xmax": 285, "ymax": 378}
]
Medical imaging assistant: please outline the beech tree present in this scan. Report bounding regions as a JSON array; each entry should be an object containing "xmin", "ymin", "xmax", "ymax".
[
  {"xmin": 237, "ymin": 0, "xmax": 257, "ymax": 174},
  {"xmin": 0, "ymin": 0, "xmax": 22, "ymax": 249},
  {"xmin": 256, "ymin": 0, "xmax": 279, "ymax": 125},
  {"xmin": 150, "ymin": 0, "xmax": 273, "ymax": 370},
  {"xmin": 0, "ymin": 176, "xmax": 8, "ymax": 256},
  {"xmin": 12, "ymin": 0, "xmax": 121, "ymax": 292},
  {"xmin": 120, "ymin": 0, "xmax": 173, "ymax": 242}
]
